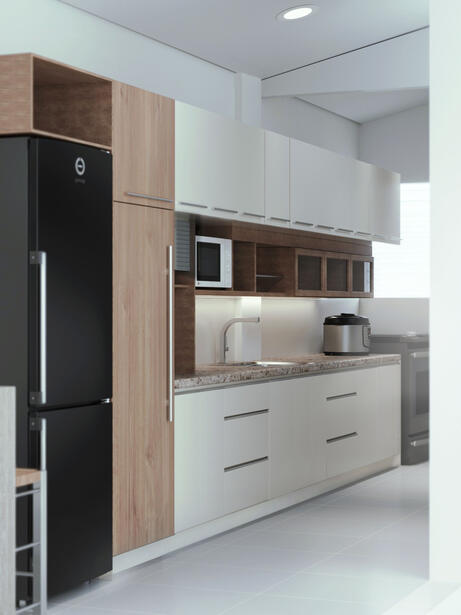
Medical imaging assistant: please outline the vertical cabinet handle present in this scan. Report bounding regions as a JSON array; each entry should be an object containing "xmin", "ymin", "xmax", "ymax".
[
  {"xmin": 30, "ymin": 251, "xmax": 47, "ymax": 405},
  {"xmin": 168, "ymin": 245, "xmax": 174, "ymax": 422}
]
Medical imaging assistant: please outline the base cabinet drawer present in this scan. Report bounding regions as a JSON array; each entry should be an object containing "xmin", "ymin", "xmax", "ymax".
[
  {"xmin": 222, "ymin": 457, "xmax": 269, "ymax": 515},
  {"xmin": 223, "ymin": 410, "xmax": 269, "ymax": 468},
  {"xmin": 326, "ymin": 431, "xmax": 366, "ymax": 477}
]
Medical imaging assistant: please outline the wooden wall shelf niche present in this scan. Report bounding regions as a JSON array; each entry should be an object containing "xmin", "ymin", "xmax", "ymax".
[{"xmin": 0, "ymin": 54, "xmax": 112, "ymax": 149}]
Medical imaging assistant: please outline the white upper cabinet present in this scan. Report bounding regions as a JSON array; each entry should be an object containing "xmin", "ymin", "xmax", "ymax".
[
  {"xmin": 175, "ymin": 101, "xmax": 264, "ymax": 220},
  {"xmin": 290, "ymin": 138, "xmax": 353, "ymax": 233},
  {"xmin": 369, "ymin": 166, "xmax": 401, "ymax": 243},
  {"xmin": 264, "ymin": 131, "xmax": 290, "ymax": 227}
]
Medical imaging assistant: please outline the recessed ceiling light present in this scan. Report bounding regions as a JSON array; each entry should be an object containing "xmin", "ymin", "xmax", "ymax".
[{"xmin": 277, "ymin": 5, "xmax": 317, "ymax": 22}]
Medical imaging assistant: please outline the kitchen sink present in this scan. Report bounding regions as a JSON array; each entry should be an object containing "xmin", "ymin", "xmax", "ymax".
[{"xmin": 213, "ymin": 360, "xmax": 298, "ymax": 367}]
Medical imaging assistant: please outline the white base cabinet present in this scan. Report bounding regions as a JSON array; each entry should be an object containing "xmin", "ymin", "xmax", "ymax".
[{"xmin": 175, "ymin": 365, "xmax": 401, "ymax": 533}]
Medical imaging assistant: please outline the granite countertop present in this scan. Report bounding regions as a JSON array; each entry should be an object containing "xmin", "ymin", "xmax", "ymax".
[{"xmin": 175, "ymin": 353, "xmax": 401, "ymax": 392}]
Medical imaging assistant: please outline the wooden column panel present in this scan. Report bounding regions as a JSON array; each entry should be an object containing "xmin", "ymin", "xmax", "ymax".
[{"xmin": 113, "ymin": 202, "xmax": 174, "ymax": 555}]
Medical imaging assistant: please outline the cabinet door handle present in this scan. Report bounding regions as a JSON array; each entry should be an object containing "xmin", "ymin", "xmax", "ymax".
[
  {"xmin": 410, "ymin": 437, "xmax": 429, "ymax": 447},
  {"xmin": 337, "ymin": 228, "xmax": 354, "ymax": 234},
  {"xmin": 327, "ymin": 432, "xmax": 358, "ymax": 444},
  {"xmin": 294, "ymin": 220, "xmax": 314, "ymax": 227},
  {"xmin": 177, "ymin": 201, "xmax": 208, "ymax": 209},
  {"xmin": 126, "ymin": 191, "xmax": 173, "ymax": 204},
  {"xmin": 356, "ymin": 231, "xmax": 372, "ymax": 237},
  {"xmin": 213, "ymin": 207, "xmax": 238, "ymax": 214},
  {"xmin": 269, "ymin": 216, "xmax": 290, "ymax": 223},
  {"xmin": 224, "ymin": 456, "xmax": 268, "ymax": 472},
  {"xmin": 316, "ymin": 224, "xmax": 335, "ymax": 230},
  {"xmin": 168, "ymin": 245, "xmax": 174, "ymax": 422},
  {"xmin": 224, "ymin": 409, "xmax": 269, "ymax": 421},
  {"xmin": 242, "ymin": 212, "xmax": 265, "ymax": 218},
  {"xmin": 326, "ymin": 392, "xmax": 357, "ymax": 401},
  {"xmin": 30, "ymin": 251, "xmax": 47, "ymax": 405},
  {"xmin": 373, "ymin": 233, "xmax": 386, "ymax": 240}
]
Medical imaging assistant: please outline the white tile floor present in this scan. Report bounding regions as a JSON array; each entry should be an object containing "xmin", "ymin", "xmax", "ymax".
[{"xmin": 49, "ymin": 462, "xmax": 455, "ymax": 615}]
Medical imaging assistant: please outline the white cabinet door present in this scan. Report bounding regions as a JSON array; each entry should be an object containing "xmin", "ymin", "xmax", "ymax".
[
  {"xmin": 372, "ymin": 364, "xmax": 401, "ymax": 460},
  {"xmin": 370, "ymin": 167, "xmax": 401, "ymax": 243},
  {"xmin": 269, "ymin": 378, "xmax": 326, "ymax": 498},
  {"xmin": 351, "ymin": 159, "xmax": 373, "ymax": 239},
  {"xmin": 237, "ymin": 122, "xmax": 265, "ymax": 222},
  {"xmin": 175, "ymin": 383, "xmax": 271, "ymax": 532},
  {"xmin": 264, "ymin": 131, "xmax": 290, "ymax": 228},
  {"xmin": 175, "ymin": 101, "xmax": 263, "ymax": 221},
  {"xmin": 290, "ymin": 139, "xmax": 353, "ymax": 234}
]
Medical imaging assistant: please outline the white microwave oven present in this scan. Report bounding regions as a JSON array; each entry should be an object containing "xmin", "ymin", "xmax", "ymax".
[{"xmin": 195, "ymin": 235, "xmax": 232, "ymax": 288}]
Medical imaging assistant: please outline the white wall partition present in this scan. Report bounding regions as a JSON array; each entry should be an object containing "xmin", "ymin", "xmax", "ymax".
[
  {"xmin": 0, "ymin": 387, "xmax": 15, "ymax": 615},
  {"xmin": 430, "ymin": 0, "xmax": 461, "ymax": 583}
]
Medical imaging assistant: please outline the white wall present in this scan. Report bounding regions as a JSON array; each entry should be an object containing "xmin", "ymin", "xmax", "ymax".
[
  {"xmin": 0, "ymin": 0, "xmax": 235, "ymax": 117},
  {"xmin": 262, "ymin": 96, "xmax": 360, "ymax": 158},
  {"xmin": 430, "ymin": 0, "xmax": 461, "ymax": 583},
  {"xmin": 359, "ymin": 298, "xmax": 429, "ymax": 335},
  {"xmin": 195, "ymin": 296, "xmax": 360, "ymax": 364},
  {"xmin": 359, "ymin": 104, "xmax": 429, "ymax": 182}
]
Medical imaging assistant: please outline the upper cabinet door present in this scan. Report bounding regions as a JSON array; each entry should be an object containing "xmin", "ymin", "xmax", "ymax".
[
  {"xmin": 113, "ymin": 82, "xmax": 175, "ymax": 209},
  {"xmin": 264, "ymin": 131, "xmax": 290, "ymax": 227},
  {"xmin": 290, "ymin": 139, "xmax": 352, "ymax": 234},
  {"xmin": 175, "ymin": 101, "xmax": 264, "ymax": 220},
  {"xmin": 370, "ymin": 167, "xmax": 401, "ymax": 243}
]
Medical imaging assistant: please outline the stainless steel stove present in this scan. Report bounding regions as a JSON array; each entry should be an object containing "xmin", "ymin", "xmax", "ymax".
[{"xmin": 371, "ymin": 334, "xmax": 429, "ymax": 465}]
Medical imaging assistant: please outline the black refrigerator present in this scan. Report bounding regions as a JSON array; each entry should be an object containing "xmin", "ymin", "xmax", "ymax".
[{"xmin": 0, "ymin": 136, "xmax": 113, "ymax": 596}]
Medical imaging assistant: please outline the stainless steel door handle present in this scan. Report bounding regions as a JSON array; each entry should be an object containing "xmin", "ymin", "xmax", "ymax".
[
  {"xmin": 294, "ymin": 220, "xmax": 314, "ymax": 227},
  {"xmin": 242, "ymin": 212, "xmax": 265, "ymax": 218},
  {"xmin": 126, "ymin": 191, "xmax": 173, "ymax": 204},
  {"xmin": 168, "ymin": 245, "xmax": 174, "ymax": 422},
  {"xmin": 269, "ymin": 216, "xmax": 290, "ymax": 223},
  {"xmin": 213, "ymin": 207, "xmax": 238, "ymax": 214},
  {"xmin": 30, "ymin": 251, "xmax": 47, "ymax": 405},
  {"xmin": 410, "ymin": 437, "xmax": 429, "ymax": 447},
  {"xmin": 177, "ymin": 201, "xmax": 207, "ymax": 209}
]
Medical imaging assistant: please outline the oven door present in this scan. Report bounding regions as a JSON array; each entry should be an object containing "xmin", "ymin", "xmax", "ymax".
[{"xmin": 407, "ymin": 349, "xmax": 429, "ymax": 440}]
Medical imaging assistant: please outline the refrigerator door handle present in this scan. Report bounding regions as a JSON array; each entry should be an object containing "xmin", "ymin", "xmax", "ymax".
[
  {"xmin": 30, "ymin": 251, "xmax": 47, "ymax": 405},
  {"xmin": 168, "ymin": 245, "xmax": 174, "ymax": 422}
]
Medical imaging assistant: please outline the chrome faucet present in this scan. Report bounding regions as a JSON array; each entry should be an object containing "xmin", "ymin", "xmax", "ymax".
[{"xmin": 221, "ymin": 317, "xmax": 261, "ymax": 363}]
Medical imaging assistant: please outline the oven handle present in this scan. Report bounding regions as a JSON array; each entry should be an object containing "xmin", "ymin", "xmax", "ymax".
[
  {"xmin": 409, "ymin": 351, "xmax": 429, "ymax": 361},
  {"xmin": 410, "ymin": 437, "xmax": 429, "ymax": 447}
]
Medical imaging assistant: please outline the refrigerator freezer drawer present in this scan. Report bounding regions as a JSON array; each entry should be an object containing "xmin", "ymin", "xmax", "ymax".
[{"xmin": 36, "ymin": 403, "xmax": 112, "ymax": 596}]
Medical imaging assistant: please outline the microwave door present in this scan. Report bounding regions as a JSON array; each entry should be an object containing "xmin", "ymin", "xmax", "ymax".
[{"xmin": 197, "ymin": 242, "xmax": 221, "ymax": 285}]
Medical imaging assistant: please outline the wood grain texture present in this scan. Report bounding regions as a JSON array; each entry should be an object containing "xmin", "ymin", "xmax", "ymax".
[
  {"xmin": 34, "ymin": 82, "xmax": 112, "ymax": 147},
  {"xmin": 0, "ymin": 54, "xmax": 33, "ymax": 134},
  {"xmin": 113, "ymin": 82, "xmax": 174, "ymax": 208},
  {"xmin": 233, "ymin": 242, "xmax": 256, "ymax": 292},
  {"xmin": 295, "ymin": 249, "xmax": 326, "ymax": 297},
  {"xmin": 256, "ymin": 246, "xmax": 295, "ymax": 295},
  {"xmin": 175, "ymin": 287, "xmax": 195, "ymax": 376},
  {"xmin": 15, "ymin": 468, "xmax": 41, "ymax": 488},
  {"xmin": 113, "ymin": 202, "xmax": 174, "ymax": 555}
]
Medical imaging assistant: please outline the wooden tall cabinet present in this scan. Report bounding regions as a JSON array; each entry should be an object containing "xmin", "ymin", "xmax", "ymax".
[
  {"xmin": 112, "ymin": 82, "xmax": 175, "ymax": 209},
  {"xmin": 113, "ymin": 202, "xmax": 175, "ymax": 555}
]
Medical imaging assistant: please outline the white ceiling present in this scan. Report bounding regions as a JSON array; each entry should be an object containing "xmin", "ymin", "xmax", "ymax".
[
  {"xmin": 299, "ymin": 88, "xmax": 429, "ymax": 123},
  {"xmin": 61, "ymin": 0, "xmax": 428, "ymax": 79}
]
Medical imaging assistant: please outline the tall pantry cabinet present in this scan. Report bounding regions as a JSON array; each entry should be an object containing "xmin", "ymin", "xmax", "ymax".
[{"xmin": 112, "ymin": 82, "xmax": 175, "ymax": 555}]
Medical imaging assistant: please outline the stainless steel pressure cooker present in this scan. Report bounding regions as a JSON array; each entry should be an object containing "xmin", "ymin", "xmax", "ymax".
[{"xmin": 323, "ymin": 313, "xmax": 371, "ymax": 355}]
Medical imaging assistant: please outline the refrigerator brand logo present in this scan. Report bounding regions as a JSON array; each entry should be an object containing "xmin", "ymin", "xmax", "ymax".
[{"xmin": 75, "ymin": 157, "xmax": 86, "ymax": 176}]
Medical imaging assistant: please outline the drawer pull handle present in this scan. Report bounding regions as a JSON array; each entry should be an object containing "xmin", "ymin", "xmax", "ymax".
[
  {"xmin": 177, "ymin": 201, "xmax": 208, "ymax": 209},
  {"xmin": 294, "ymin": 220, "xmax": 314, "ymax": 227},
  {"xmin": 213, "ymin": 207, "xmax": 238, "ymax": 214},
  {"xmin": 242, "ymin": 212, "xmax": 265, "ymax": 218},
  {"xmin": 126, "ymin": 192, "xmax": 173, "ymax": 203},
  {"xmin": 327, "ymin": 432, "xmax": 358, "ymax": 444},
  {"xmin": 316, "ymin": 224, "xmax": 335, "ymax": 230},
  {"xmin": 337, "ymin": 228, "xmax": 354, "ymax": 234},
  {"xmin": 224, "ymin": 409, "xmax": 269, "ymax": 421},
  {"xmin": 269, "ymin": 216, "xmax": 290, "ymax": 223},
  {"xmin": 224, "ymin": 456, "xmax": 268, "ymax": 472},
  {"xmin": 326, "ymin": 392, "xmax": 357, "ymax": 402}
]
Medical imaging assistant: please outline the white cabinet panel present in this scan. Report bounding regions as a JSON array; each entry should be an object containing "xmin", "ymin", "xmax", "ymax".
[
  {"xmin": 290, "ymin": 139, "xmax": 352, "ymax": 233},
  {"xmin": 222, "ymin": 459, "xmax": 269, "ymax": 514},
  {"xmin": 264, "ymin": 131, "xmax": 290, "ymax": 227},
  {"xmin": 269, "ymin": 378, "xmax": 326, "ymax": 498},
  {"xmin": 175, "ymin": 101, "xmax": 264, "ymax": 221},
  {"xmin": 372, "ymin": 364, "xmax": 401, "ymax": 460},
  {"xmin": 370, "ymin": 167, "xmax": 401, "ymax": 243},
  {"xmin": 223, "ymin": 410, "xmax": 269, "ymax": 469}
]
